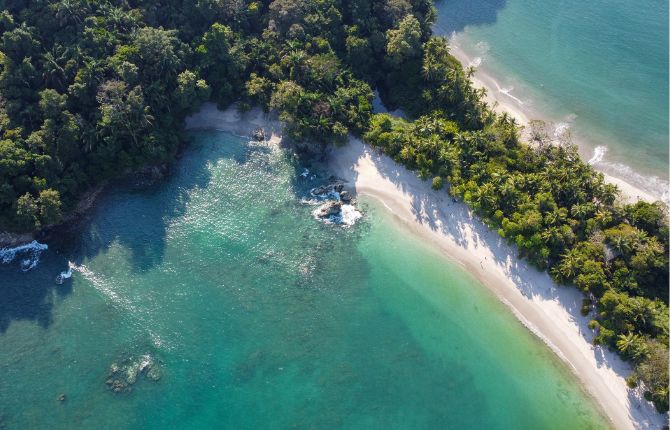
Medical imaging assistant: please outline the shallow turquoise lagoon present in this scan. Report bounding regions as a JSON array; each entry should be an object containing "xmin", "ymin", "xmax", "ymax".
[{"xmin": 0, "ymin": 132, "xmax": 609, "ymax": 429}]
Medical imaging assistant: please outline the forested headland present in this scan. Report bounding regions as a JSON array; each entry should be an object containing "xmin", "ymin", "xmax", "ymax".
[{"xmin": 0, "ymin": 0, "xmax": 667, "ymax": 412}]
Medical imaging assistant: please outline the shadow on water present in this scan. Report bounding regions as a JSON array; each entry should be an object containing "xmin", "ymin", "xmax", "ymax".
[
  {"xmin": 433, "ymin": 0, "xmax": 507, "ymax": 35},
  {"xmin": 68, "ymin": 133, "xmax": 216, "ymax": 273},
  {"xmin": 0, "ymin": 132, "xmax": 220, "ymax": 332},
  {"xmin": 0, "ymin": 251, "xmax": 72, "ymax": 332},
  {"xmin": 0, "ymin": 126, "xmax": 356, "ymax": 336}
]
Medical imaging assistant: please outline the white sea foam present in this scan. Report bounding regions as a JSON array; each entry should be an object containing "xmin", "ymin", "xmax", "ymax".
[
  {"xmin": 300, "ymin": 197, "xmax": 321, "ymax": 206},
  {"xmin": 0, "ymin": 240, "xmax": 48, "ymax": 271},
  {"xmin": 587, "ymin": 146, "xmax": 607, "ymax": 165},
  {"xmin": 553, "ymin": 122, "xmax": 571, "ymax": 138},
  {"xmin": 312, "ymin": 204, "xmax": 362, "ymax": 227},
  {"xmin": 55, "ymin": 262, "xmax": 73, "ymax": 284},
  {"xmin": 339, "ymin": 204, "xmax": 363, "ymax": 226},
  {"xmin": 300, "ymin": 168, "xmax": 310, "ymax": 178},
  {"xmin": 470, "ymin": 56, "xmax": 483, "ymax": 68},
  {"xmin": 598, "ymin": 161, "xmax": 670, "ymax": 204},
  {"xmin": 309, "ymin": 187, "xmax": 340, "ymax": 201},
  {"xmin": 494, "ymin": 82, "xmax": 525, "ymax": 106},
  {"xmin": 59, "ymin": 267, "xmax": 73, "ymax": 279},
  {"xmin": 585, "ymin": 146, "xmax": 669, "ymax": 203}
]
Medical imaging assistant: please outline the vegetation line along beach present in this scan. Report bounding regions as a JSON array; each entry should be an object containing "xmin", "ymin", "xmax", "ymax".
[
  {"xmin": 0, "ymin": 0, "xmax": 667, "ymax": 428},
  {"xmin": 188, "ymin": 105, "xmax": 667, "ymax": 430}
]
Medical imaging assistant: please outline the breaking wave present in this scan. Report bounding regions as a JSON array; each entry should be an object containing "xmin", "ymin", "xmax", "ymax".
[
  {"xmin": 497, "ymin": 84, "xmax": 525, "ymax": 106},
  {"xmin": 587, "ymin": 146, "xmax": 669, "ymax": 203},
  {"xmin": 339, "ymin": 204, "xmax": 363, "ymax": 226},
  {"xmin": 470, "ymin": 56, "xmax": 483, "ymax": 68},
  {"xmin": 587, "ymin": 146, "xmax": 607, "ymax": 165},
  {"xmin": 0, "ymin": 240, "xmax": 48, "ymax": 271},
  {"xmin": 312, "ymin": 204, "xmax": 362, "ymax": 227}
]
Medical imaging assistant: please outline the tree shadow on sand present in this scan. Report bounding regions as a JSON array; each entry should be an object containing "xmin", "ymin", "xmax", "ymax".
[
  {"xmin": 329, "ymin": 138, "xmax": 663, "ymax": 428},
  {"xmin": 433, "ymin": 0, "xmax": 507, "ymax": 35}
]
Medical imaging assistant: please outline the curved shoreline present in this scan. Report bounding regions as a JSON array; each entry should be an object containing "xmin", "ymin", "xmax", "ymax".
[
  {"xmin": 446, "ymin": 43, "xmax": 664, "ymax": 204},
  {"xmin": 326, "ymin": 138, "xmax": 667, "ymax": 430},
  {"xmin": 186, "ymin": 104, "xmax": 666, "ymax": 429}
]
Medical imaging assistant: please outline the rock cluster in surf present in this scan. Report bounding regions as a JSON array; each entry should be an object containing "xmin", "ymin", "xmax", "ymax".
[
  {"xmin": 307, "ymin": 179, "xmax": 362, "ymax": 226},
  {"xmin": 105, "ymin": 354, "xmax": 162, "ymax": 393}
]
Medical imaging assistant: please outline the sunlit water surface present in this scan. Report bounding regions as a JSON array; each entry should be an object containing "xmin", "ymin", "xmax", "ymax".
[{"xmin": 0, "ymin": 132, "xmax": 609, "ymax": 429}]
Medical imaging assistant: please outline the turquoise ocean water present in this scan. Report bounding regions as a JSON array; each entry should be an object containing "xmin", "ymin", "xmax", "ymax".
[
  {"xmin": 434, "ymin": 0, "xmax": 669, "ymax": 200},
  {"xmin": 0, "ymin": 131, "xmax": 609, "ymax": 429}
]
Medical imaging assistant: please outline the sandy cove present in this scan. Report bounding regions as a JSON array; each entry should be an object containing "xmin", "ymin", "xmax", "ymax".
[
  {"xmin": 327, "ymin": 138, "xmax": 666, "ymax": 430},
  {"xmin": 185, "ymin": 104, "xmax": 667, "ymax": 430}
]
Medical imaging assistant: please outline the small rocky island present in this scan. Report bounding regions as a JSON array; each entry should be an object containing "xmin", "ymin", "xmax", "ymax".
[{"xmin": 308, "ymin": 179, "xmax": 361, "ymax": 226}]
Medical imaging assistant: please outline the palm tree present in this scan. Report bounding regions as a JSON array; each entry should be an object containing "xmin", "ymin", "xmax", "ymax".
[
  {"xmin": 616, "ymin": 332, "xmax": 648, "ymax": 360},
  {"xmin": 541, "ymin": 226, "xmax": 560, "ymax": 245},
  {"xmin": 557, "ymin": 252, "xmax": 580, "ymax": 280},
  {"xmin": 610, "ymin": 235, "xmax": 631, "ymax": 255},
  {"xmin": 594, "ymin": 209, "xmax": 613, "ymax": 227},
  {"xmin": 54, "ymin": 0, "xmax": 88, "ymax": 28},
  {"xmin": 422, "ymin": 56, "xmax": 442, "ymax": 82},
  {"xmin": 285, "ymin": 49, "xmax": 306, "ymax": 81},
  {"xmin": 616, "ymin": 332, "xmax": 639, "ymax": 355}
]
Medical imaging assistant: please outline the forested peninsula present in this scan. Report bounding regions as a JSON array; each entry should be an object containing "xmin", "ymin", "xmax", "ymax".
[{"xmin": 0, "ymin": 0, "xmax": 667, "ymax": 413}]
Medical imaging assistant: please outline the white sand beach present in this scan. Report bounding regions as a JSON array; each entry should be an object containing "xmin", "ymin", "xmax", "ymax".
[
  {"xmin": 327, "ymin": 138, "xmax": 666, "ymax": 430},
  {"xmin": 186, "ymin": 104, "xmax": 667, "ymax": 430},
  {"xmin": 448, "ymin": 44, "xmax": 660, "ymax": 204}
]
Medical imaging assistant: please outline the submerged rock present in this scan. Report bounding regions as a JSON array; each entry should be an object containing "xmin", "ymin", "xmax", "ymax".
[
  {"xmin": 146, "ymin": 366, "xmax": 162, "ymax": 381},
  {"xmin": 106, "ymin": 354, "xmax": 161, "ymax": 393}
]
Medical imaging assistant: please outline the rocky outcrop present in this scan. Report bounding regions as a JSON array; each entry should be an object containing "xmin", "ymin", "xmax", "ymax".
[
  {"xmin": 307, "ymin": 177, "xmax": 362, "ymax": 226},
  {"xmin": 0, "ymin": 231, "xmax": 34, "ymax": 248},
  {"xmin": 314, "ymin": 201, "xmax": 342, "ymax": 219},
  {"xmin": 251, "ymin": 128, "xmax": 265, "ymax": 141},
  {"xmin": 309, "ymin": 181, "xmax": 346, "ymax": 200},
  {"xmin": 339, "ymin": 190, "xmax": 352, "ymax": 203}
]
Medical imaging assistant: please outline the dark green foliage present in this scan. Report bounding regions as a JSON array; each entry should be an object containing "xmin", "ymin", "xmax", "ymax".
[
  {"xmin": 1, "ymin": 0, "xmax": 431, "ymax": 230},
  {"xmin": 0, "ymin": 0, "xmax": 667, "ymax": 413}
]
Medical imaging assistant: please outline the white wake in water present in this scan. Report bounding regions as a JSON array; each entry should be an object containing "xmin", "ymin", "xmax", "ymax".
[
  {"xmin": 69, "ymin": 263, "xmax": 137, "ymax": 313},
  {"xmin": 0, "ymin": 240, "xmax": 48, "ymax": 271},
  {"xmin": 69, "ymin": 262, "xmax": 173, "ymax": 351}
]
